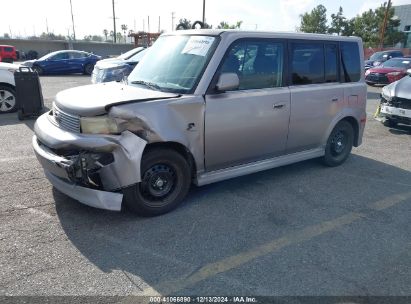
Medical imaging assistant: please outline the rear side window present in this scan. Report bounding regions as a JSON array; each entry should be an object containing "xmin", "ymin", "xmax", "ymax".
[
  {"xmin": 70, "ymin": 52, "xmax": 87, "ymax": 59},
  {"xmin": 290, "ymin": 42, "xmax": 324, "ymax": 85},
  {"xmin": 340, "ymin": 42, "xmax": 361, "ymax": 82},
  {"xmin": 220, "ymin": 40, "xmax": 285, "ymax": 90}
]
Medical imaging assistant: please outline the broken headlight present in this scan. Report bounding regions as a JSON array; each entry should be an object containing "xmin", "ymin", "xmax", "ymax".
[{"xmin": 80, "ymin": 116, "xmax": 127, "ymax": 134}]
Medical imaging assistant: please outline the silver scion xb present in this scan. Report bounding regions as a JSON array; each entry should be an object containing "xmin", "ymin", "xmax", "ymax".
[{"xmin": 33, "ymin": 30, "xmax": 367, "ymax": 216}]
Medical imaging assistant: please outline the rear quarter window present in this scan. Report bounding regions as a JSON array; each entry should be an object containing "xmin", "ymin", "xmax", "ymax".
[{"xmin": 340, "ymin": 42, "xmax": 361, "ymax": 82}]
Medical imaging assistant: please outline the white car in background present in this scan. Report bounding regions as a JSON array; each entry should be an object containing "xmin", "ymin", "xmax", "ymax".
[{"xmin": 0, "ymin": 62, "xmax": 19, "ymax": 113}]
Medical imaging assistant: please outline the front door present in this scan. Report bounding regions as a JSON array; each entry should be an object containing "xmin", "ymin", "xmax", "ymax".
[{"xmin": 205, "ymin": 39, "xmax": 290, "ymax": 171}]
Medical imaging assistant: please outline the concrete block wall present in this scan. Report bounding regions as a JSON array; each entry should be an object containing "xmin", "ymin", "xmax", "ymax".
[{"xmin": 0, "ymin": 38, "xmax": 135, "ymax": 58}]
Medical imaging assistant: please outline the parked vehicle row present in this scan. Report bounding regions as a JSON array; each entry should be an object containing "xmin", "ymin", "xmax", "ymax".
[
  {"xmin": 365, "ymin": 58, "xmax": 411, "ymax": 85},
  {"xmin": 32, "ymin": 30, "xmax": 367, "ymax": 216},
  {"xmin": 91, "ymin": 47, "xmax": 147, "ymax": 83},
  {"xmin": 22, "ymin": 50, "xmax": 102, "ymax": 75}
]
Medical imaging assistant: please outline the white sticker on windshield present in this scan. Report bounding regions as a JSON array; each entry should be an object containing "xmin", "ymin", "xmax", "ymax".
[
  {"xmin": 402, "ymin": 61, "xmax": 410, "ymax": 64},
  {"xmin": 181, "ymin": 36, "xmax": 215, "ymax": 56}
]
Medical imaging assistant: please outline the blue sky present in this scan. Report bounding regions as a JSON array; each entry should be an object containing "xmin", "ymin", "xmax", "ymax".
[{"xmin": 1, "ymin": 0, "xmax": 411, "ymax": 38}]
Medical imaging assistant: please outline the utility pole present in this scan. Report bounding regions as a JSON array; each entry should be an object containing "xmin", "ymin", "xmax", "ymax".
[
  {"xmin": 69, "ymin": 0, "xmax": 76, "ymax": 40},
  {"xmin": 148, "ymin": 16, "xmax": 150, "ymax": 33},
  {"xmin": 202, "ymin": 0, "xmax": 206, "ymax": 24},
  {"xmin": 112, "ymin": 0, "xmax": 117, "ymax": 43},
  {"xmin": 46, "ymin": 18, "xmax": 49, "ymax": 34},
  {"xmin": 158, "ymin": 16, "xmax": 160, "ymax": 33},
  {"xmin": 379, "ymin": 0, "xmax": 392, "ymax": 49},
  {"xmin": 171, "ymin": 12, "xmax": 175, "ymax": 31}
]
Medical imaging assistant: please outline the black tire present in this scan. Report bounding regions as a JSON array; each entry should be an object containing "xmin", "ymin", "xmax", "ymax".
[
  {"xmin": 123, "ymin": 148, "xmax": 192, "ymax": 216},
  {"xmin": 383, "ymin": 118, "xmax": 397, "ymax": 128},
  {"xmin": 0, "ymin": 85, "xmax": 17, "ymax": 114},
  {"xmin": 192, "ymin": 21, "xmax": 204, "ymax": 29},
  {"xmin": 32, "ymin": 65, "xmax": 43, "ymax": 75},
  {"xmin": 84, "ymin": 64, "xmax": 94, "ymax": 75},
  {"xmin": 322, "ymin": 120, "xmax": 354, "ymax": 167}
]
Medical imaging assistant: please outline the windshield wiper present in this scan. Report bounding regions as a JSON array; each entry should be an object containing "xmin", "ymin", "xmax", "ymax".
[{"xmin": 130, "ymin": 80, "xmax": 162, "ymax": 91}]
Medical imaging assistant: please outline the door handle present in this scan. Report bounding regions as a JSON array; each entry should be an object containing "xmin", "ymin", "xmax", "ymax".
[
  {"xmin": 273, "ymin": 103, "xmax": 286, "ymax": 110},
  {"xmin": 331, "ymin": 97, "xmax": 339, "ymax": 102}
]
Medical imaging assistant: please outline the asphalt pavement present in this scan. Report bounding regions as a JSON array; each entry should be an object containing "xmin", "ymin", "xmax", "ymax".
[{"xmin": 0, "ymin": 77, "xmax": 410, "ymax": 297}]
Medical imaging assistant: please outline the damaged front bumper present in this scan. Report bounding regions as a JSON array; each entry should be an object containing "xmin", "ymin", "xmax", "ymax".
[
  {"xmin": 33, "ymin": 112, "xmax": 146, "ymax": 211},
  {"xmin": 380, "ymin": 102, "xmax": 411, "ymax": 125}
]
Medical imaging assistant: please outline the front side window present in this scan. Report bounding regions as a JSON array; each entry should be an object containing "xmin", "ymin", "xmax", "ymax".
[
  {"xmin": 50, "ymin": 52, "xmax": 69, "ymax": 60},
  {"xmin": 220, "ymin": 40, "xmax": 284, "ymax": 90},
  {"xmin": 340, "ymin": 42, "xmax": 361, "ymax": 82},
  {"xmin": 291, "ymin": 42, "xmax": 324, "ymax": 85},
  {"xmin": 128, "ymin": 35, "xmax": 218, "ymax": 93},
  {"xmin": 70, "ymin": 52, "xmax": 87, "ymax": 59}
]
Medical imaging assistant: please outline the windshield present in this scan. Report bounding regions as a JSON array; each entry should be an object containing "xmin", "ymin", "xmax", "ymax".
[
  {"xmin": 128, "ymin": 35, "xmax": 218, "ymax": 93},
  {"xmin": 118, "ymin": 47, "xmax": 145, "ymax": 60},
  {"xmin": 382, "ymin": 59, "xmax": 411, "ymax": 68},
  {"xmin": 369, "ymin": 52, "xmax": 384, "ymax": 60},
  {"xmin": 128, "ymin": 48, "xmax": 148, "ymax": 62}
]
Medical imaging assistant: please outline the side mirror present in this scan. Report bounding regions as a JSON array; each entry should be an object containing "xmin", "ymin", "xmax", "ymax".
[
  {"xmin": 406, "ymin": 69, "xmax": 411, "ymax": 75},
  {"xmin": 216, "ymin": 73, "xmax": 239, "ymax": 92}
]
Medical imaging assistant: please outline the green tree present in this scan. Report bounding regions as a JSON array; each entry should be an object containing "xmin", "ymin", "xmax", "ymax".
[
  {"xmin": 177, "ymin": 18, "xmax": 192, "ymax": 30},
  {"xmin": 347, "ymin": 3, "xmax": 404, "ymax": 47},
  {"xmin": 298, "ymin": 4, "xmax": 328, "ymax": 33},
  {"xmin": 216, "ymin": 21, "xmax": 242, "ymax": 29},
  {"xmin": 328, "ymin": 6, "xmax": 347, "ymax": 35}
]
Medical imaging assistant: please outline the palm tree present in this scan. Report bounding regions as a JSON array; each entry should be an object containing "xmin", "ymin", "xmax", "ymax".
[
  {"xmin": 121, "ymin": 24, "xmax": 128, "ymax": 43},
  {"xmin": 103, "ymin": 29, "xmax": 108, "ymax": 41}
]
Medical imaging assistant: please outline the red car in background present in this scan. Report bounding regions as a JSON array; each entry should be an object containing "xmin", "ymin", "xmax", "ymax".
[
  {"xmin": 365, "ymin": 57, "xmax": 411, "ymax": 86},
  {"xmin": 0, "ymin": 45, "xmax": 17, "ymax": 63}
]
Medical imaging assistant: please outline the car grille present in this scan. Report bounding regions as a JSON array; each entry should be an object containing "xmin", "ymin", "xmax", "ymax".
[
  {"xmin": 51, "ymin": 104, "xmax": 80, "ymax": 133},
  {"xmin": 389, "ymin": 97, "xmax": 411, "ymax": 110},
  {"xmin": 366, "ymin": 73, "xmax": 389, "ymax": 83}
]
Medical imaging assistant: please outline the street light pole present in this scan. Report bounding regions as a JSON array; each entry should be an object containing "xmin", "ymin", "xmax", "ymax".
[
  {"xmin": 69, "ymin": 0, "xmax": 76, "ymax": 40},
  {"xmin": 112, "ymin": 0, "xmax": 117, "ymax": 43},
  {"xmin": 202, "ymin": 0, "xmax": 206, "ymax": 24}
]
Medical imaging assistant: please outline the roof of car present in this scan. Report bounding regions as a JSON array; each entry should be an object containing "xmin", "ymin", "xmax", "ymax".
[{"xmin": 165, "ymin": 29, "xmax": 362, "ymax": 42}]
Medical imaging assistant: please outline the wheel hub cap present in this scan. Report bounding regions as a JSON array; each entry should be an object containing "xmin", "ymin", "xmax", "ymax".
[
  {"xmin": 0, "ymin": 90, "xmax": 16, "ymax": 112},
  {"xmin": 142, "ymin": 164, "xmax": 176, "ymax": 199},
  {"xmin": 331, "ymin": 131, "xmax": 345, "ymax": 154}
]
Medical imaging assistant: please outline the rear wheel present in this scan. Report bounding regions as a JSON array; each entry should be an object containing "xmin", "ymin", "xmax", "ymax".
[
  {"xmin": 123, "ymin": 148, "xmax": 192, "ymax": 216},
  {"xmin": 322, "ymin": 120, "xmax": 354, "ymax": 167},
  {"xmin": 84, "ymin": 64, "xmax": 94, "ymax": 75},
  {"xmin": 0, "ymin": 85, "xmax": 17, "ymax": 113}
]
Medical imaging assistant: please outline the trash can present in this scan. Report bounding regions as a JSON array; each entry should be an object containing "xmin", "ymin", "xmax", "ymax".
[{"xmin": 14, "ymin": 66, "xmax": 44, "ymax": 120}]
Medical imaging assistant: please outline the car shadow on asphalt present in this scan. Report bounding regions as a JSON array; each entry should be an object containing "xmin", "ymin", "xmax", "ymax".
[
  {"xmin": 0, "ymin": 107, "xmax": 49, "ymax": 128},
  {"xmin": 53, "ymin": 154, "xmax": 411, "ymax": 295}
]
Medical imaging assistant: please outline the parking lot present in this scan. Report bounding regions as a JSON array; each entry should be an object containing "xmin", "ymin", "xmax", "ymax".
[{"xmin": 0, "ymin": 76, "xmax": 410, "ymax": 296}]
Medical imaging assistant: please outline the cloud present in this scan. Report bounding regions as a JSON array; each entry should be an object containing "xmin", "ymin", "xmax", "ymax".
[{"xmin": 279, "ymin": 0, "xmax": 315, "ymax": 31}]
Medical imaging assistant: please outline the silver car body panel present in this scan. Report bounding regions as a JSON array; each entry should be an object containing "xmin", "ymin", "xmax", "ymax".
[
  {"xmin": 45, "ymin": 171, "xmax": 123, "ymax": 211},
  {"xmin": 33, "ymin": 30, "xmax": 366, "ymax": 211}
]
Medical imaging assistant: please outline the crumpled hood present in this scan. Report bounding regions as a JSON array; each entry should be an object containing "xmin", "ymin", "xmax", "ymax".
[
  {"xmin": 55, "ymin": 82, "xmax": 179, "ymax": 116},
  {"xmin": 384, "ymin": 76, "xmax": 411, "ymax": 100}
]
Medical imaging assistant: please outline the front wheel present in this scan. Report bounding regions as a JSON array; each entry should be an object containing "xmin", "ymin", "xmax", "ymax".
[
  {"xmin": 322, "ymin": 120, "xmax": 354, "ymax": 167},
  {"xmin": 0, "ymin": 86, "xmax": 17, "ymax": 113},
  {"xmin": 123, "ymin": 148, "xmax": 192, "ymax": 216},
  {"xmin": 32, "ymin": 65, "xmax": 43, "ymax": 75}
]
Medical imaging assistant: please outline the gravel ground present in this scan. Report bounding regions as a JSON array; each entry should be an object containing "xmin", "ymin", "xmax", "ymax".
[{"xmin": 0, "ymin": 77, "xmax": 410, "ymax": 297}]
